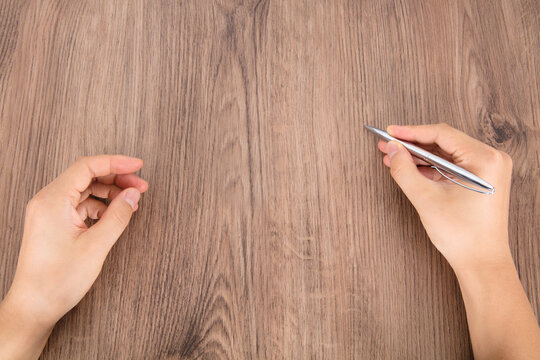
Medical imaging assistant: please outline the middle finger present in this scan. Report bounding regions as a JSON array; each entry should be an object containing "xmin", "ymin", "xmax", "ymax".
[
  {"xmin": 96, "ymin": 173, "xmax": 148, "ymax": 192},
  {"xmin": 79, "ymin": 182, "xmax": 123, "ymax": 203}
]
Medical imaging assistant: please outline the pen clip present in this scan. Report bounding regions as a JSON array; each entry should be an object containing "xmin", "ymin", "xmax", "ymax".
[{"xmin": 431, "ymin": 166, "xmax": 495, "ymax": 195}]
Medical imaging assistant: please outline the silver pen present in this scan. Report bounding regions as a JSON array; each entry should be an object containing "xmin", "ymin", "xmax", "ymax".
[{"xmin": 365, "ymin": 125, "xmax": 495, "ymax": 195}]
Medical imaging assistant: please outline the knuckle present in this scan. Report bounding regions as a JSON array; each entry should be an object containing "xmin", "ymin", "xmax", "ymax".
[
  {"xmin": 499, "ymin": 151, "xmax": 513, "ymax": 172},
  {"xmin": 25, "ymin": 192, "xmax": 47, "ymax": 215},
  {"xmin": 110, "ymin": 205, "xmax": 131, "ymax": 228},
  {"xmin": 75, "ymin": 156, "xmax": 88, "ymax": 164},
  {"xmin": 437, "ymin": 122, "xmax": 451, "ymax": 131},
  {"xmin": 390, "ymin": 163, "xmax": 405, "ymax": 180},
  {"xmin": 486, "ymin": 148, "xmax": 504, "ymax": 163},
  {"xmin": 110, "ymin": 212, "xmax": 126, "ymax": 228},
  {"xmin": 72, "ymin": 157, "xmax": 89, "ymax": 172},
  {"xmin": 500, "ymin": 150, "xmax": 513, "ymax": 165},
  {"xmin": 26, "ymin": 198, "xmax": 38, "ymax": 213},
  {"xmin": 484, "ymin": 148, "xmax": 513, "ymax": 171},
  {"xmin": 27, "ymin": 193, "xmax": 42, "ymax": 209},
  {"xmin": 73, "ymin": 156, "xmax": 95, "ymax": 178}
]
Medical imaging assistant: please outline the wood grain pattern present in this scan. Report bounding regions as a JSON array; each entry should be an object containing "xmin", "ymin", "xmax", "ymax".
[{"xmin": 0, "ymin": 0, "xmax": 538, "ymax": 358}]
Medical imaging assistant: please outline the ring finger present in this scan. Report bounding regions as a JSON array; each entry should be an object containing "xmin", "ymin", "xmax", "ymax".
[
  {"xmin": 77, "ymin": 198, "xmax": 108, "ymax": 221},
  {"xmin": 79, "ymin": 182, "xmax": 123, "ymax": 203}
]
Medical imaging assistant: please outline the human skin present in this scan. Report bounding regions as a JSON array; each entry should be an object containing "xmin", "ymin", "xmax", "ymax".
[
  {"xmin": 378, "ymin": 123, "xmax": 540, "ymax": 360},
  {"xmin": 0, "ymin": 155, "xmax": 148, "ymax": 360},
  {"xmin": 1, "ymin": 127, "xmax": 539, "ymax": 359}
]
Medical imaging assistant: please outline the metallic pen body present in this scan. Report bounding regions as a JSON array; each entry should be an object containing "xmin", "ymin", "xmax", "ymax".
[{"xmin": 365, "ymin": 125, "xmax": 494, "ymax": 194}]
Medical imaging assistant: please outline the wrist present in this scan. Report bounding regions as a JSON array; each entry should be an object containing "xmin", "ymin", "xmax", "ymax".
[
  {"xmin": 0, "ymin": 292, "xmax": 54, "ymax": 360},
  {"xmin": 450, "ymin": 245, "xmax": 518, "ymax": 299},
  {"xmin": 1, "ymin": 289, "xmax": 56, "ymax": 335},
  {"xmin": 449, "ymin": 242, "xmax": 540, "ymax": 360},
  {"xmin": 453, "ymin": 252, "xmax": 516, "ymax": 283},
  {"xmin": 444, "ymin": 232, "xmax": 513, "ymax": 278}
]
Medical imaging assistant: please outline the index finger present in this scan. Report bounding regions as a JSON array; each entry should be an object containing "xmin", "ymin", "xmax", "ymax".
[
  {"xmin": 51, "ymin": 155, "xmax": 143, "ymax": 204},
  {"xmin": 386, "ymin": 123, "xmax": 494, "ymax": 172}
]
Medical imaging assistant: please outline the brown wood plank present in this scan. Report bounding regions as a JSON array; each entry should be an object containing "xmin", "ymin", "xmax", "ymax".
[{"xmin": 0, "ymin": 0, "xmax": 538, "ymax": 358}]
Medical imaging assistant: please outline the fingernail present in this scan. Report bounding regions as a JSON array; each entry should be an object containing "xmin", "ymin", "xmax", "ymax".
[
  {"xmin": 122, "ymin": 188, "xmax": 140, "ymax": 210},
  {"xmin": 386, "ymin": 125, "xmax": 397, "ymax": 135},
  {"xmin": 387, "ymin": 141, "xmax": 400, "ymax": 160}
]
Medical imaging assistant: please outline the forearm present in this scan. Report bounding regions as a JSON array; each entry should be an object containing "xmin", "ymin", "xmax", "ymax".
[
  {"xmin": 453, "ymin": 247, "xmax": 540, "ymax": 360},
  {"xmin": 0, "ymin": 292, "xmax": 54, "ymax": 360}
]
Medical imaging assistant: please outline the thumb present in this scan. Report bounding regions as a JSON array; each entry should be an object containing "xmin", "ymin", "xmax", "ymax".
[
  {"xmin": 82, "ymin": 187, "xmax": 140, "ymax": 250},
  {"xmin": 387, "ymin": 141, "xmax": 432, "ymax": 201}
]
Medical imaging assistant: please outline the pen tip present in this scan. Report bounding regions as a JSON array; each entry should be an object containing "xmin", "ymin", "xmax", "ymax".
[{"xmin": 364, "ymin": 125, "xmax": 379, "ymax": 134}]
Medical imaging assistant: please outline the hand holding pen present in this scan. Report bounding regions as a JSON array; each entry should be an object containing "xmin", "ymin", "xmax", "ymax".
[
  {"xmin": 0, "ymin": 125, "xmax": 538, "ymax": 360},
  {"xmin": 374, "ymin": 123, "xmax": 510, "ymax": 268},
  {"xmin": 373, "ymin": 123, "xmax": 540, "ymax": 359}
]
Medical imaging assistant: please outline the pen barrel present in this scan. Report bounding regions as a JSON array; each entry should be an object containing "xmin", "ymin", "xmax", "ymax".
[
  {"xmin": 365, "ymin": 125, "xmax": 494, "ymax": 192},
  {"xmin": 400, "ymin": 143, "xmax": 493, "ymax": 191}
]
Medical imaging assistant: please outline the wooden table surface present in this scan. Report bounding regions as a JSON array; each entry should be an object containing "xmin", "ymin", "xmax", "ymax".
[{"xmin": 0, "ymin": 0, "xmax": 538, "ymax": 359}]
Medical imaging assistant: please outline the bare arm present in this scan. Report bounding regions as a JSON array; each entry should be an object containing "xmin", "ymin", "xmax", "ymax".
[
  {"xmin": 0, "ymin": 155, "xmax": 148, "ymax": 359},
  {"xmin": 455, "ymin": 253, "xmax": 540, "ymax": 359},
  {"xmin": 377, "ymin": 123, "xmax": 540, "ymax": 359}
]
